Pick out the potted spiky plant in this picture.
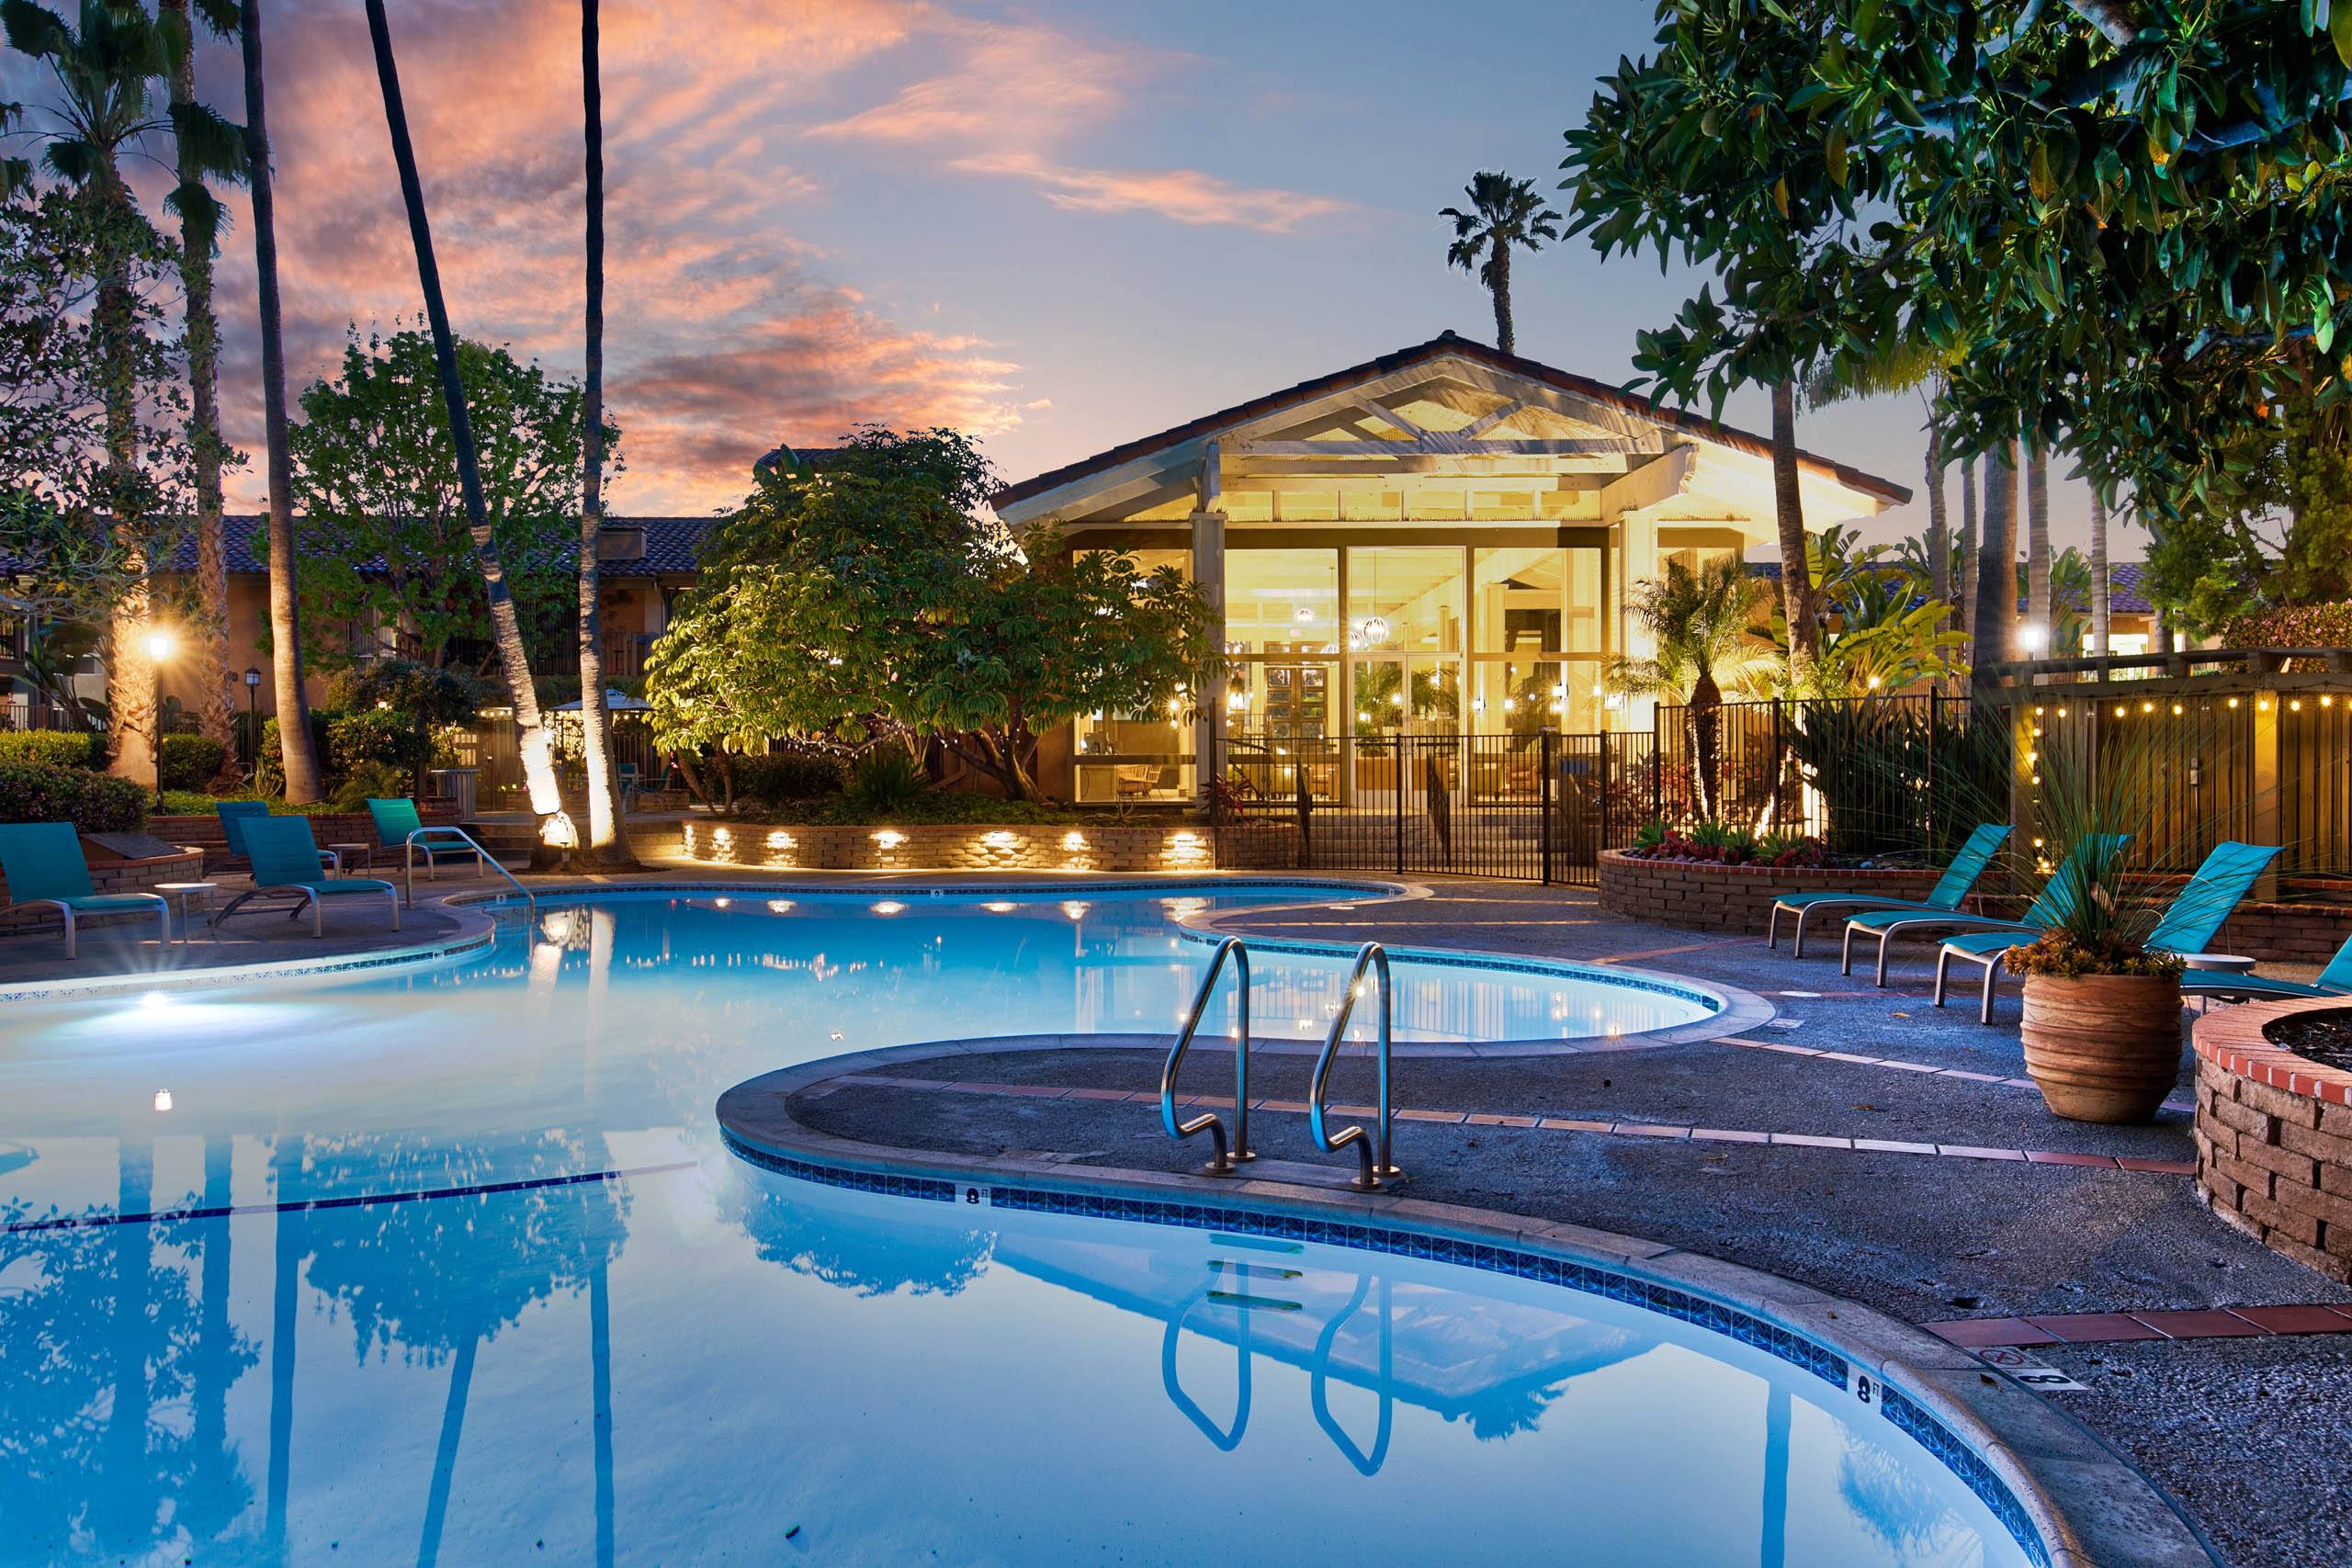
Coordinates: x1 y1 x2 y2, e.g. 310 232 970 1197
2007 724 2185 1123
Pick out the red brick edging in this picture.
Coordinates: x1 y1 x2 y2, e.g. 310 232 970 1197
1928 1303 2352 1348
1596 849 1941 936
2190 997 2352 1283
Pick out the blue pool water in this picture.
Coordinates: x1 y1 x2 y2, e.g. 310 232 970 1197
0 886 2031 1564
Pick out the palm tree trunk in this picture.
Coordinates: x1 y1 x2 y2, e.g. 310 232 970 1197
1956 455 1979 676
2025 439 2051 648
1925 421 1950 612
240 0 322 802
90 174 154 789
575 0 634 867
1490 243 1512 355
2088 488 2110 657
1971 440 2020 687
164 0 236 761
1768 381 1818 680
367 0 560 818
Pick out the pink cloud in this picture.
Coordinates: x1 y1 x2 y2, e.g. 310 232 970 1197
953 151 1352 233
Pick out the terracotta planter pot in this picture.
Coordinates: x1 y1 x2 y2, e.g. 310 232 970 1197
2018 972 2184 1123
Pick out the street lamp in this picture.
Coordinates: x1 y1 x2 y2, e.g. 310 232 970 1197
143 627 175 811
243 667 262 768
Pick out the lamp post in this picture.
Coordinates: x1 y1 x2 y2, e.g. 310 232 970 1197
143 627 175 812
243 667 262 768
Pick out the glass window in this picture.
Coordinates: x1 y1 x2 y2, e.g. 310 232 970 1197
1226 548 1338 658
1347 547 1463 655
1473 547 1605 656
1349 658 1460 739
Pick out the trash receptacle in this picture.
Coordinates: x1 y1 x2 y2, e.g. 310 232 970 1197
427 767 479 823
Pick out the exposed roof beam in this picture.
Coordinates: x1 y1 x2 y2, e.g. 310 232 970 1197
1352 397 1430 439
1231 437 1651 457
1453 399 1527 440
1223 453 1637 478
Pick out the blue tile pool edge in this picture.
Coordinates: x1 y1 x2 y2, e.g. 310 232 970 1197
720 1122 2064 1567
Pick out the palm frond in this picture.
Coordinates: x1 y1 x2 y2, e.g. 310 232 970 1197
168 99 248 184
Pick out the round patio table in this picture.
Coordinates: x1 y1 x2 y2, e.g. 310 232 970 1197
2180 953 2258 974
153 881 220 944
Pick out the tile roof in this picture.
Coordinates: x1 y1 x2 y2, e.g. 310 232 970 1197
991 331 1914 512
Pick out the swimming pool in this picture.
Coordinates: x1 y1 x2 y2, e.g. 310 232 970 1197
0 884 2043 1564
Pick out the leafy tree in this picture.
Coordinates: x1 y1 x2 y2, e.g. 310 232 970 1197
646 429 1221 802
1562 3 2352 536
280 327 612 671
1439 171 1560 355
323 658 481 794
2138 402 2352 637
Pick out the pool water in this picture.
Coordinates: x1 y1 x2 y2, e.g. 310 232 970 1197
0 886 2027 1565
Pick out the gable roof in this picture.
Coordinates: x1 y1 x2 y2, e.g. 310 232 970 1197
992 331 1912 513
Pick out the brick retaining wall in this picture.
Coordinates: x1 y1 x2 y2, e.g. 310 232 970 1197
680 818 1297 873
150 807 458 867
0 847 206 934
1597 849 1942 936
2192 998 2352 1283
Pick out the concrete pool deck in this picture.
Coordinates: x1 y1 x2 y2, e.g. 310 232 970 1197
6 863 2345 1563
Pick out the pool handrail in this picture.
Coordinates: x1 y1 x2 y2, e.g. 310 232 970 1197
1160 935 1254 1175
401 825 537 922
1307 942 1397 1191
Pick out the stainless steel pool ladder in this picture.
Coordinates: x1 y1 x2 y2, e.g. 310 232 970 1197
1307 942 1399 1190
401 826 537 924
1160 935 1254 1175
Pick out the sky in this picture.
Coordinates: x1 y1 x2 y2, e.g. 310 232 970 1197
7 0 2109 557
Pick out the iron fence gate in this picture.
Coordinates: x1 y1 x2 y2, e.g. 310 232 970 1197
1211 729 1652 886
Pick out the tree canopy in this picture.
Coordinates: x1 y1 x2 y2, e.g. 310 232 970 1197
646 428 1221 801
1562 3 2352 526
277 326 616 671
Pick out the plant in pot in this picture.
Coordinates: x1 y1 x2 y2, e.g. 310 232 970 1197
2006 727 2186 1124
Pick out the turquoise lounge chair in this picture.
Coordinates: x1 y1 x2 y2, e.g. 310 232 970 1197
1934 840 2280 1024
218 816 398 937
2180 929 2352 1005
1841 833 2134 986
366 797 482 883
217 801 338 872
0 822 170 957
1767 823 2010 957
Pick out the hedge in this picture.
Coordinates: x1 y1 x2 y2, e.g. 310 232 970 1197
0 729 105 769
0 759 146 832
159 734 230 792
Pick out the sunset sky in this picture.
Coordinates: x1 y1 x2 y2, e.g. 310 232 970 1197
13 0 2103 551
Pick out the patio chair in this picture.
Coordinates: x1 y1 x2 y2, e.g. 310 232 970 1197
1841 832 2134 986
1932 840 2279 1024
217 816 399 938
367 797 484 883
1767 822 2010 957
2179 930 2352 1006
0 822 170 957
217 800 339 872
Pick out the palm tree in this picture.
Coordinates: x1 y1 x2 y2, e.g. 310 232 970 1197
1440 171 1559 355
1605 555 1770 819
365 0 560 820
1971 440 2020 683
3 0 176 787
1956 454 1978 673
159 0 246 765
2024 439 2052 651
574 0 634 867
237 0 322 800
1768 380 1819 676
2088 486 2110 657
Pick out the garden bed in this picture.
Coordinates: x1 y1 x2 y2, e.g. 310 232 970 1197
679 818 1296 873
2192 998 2352 1283
1596 848 1941 935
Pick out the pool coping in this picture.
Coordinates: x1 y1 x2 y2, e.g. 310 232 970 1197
0 905 500 1004
718 1039 2220 1568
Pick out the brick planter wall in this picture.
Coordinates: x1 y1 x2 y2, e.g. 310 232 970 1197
679 818 1297 873
2191 997 2352 1283
1597 849 1942 935
0 847 206 934
149 807 458 867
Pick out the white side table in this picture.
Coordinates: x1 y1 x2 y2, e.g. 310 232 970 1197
153 881 220 944
2181 953 2258 974
327 841 372 874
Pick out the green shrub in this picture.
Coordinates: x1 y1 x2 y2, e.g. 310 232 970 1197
733 750 844 804
255 707 429 796
328 760 413 813
0 759 145 831
158 790 342 817
0 729 104 769
158 733 230 791
842 749 928 815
